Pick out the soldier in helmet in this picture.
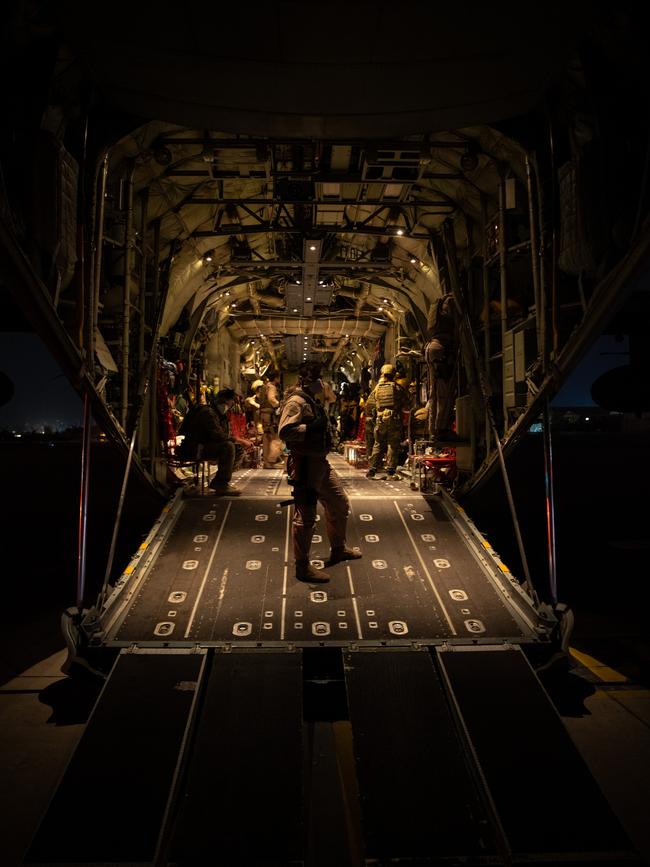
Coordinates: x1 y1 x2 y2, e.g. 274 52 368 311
278 361 362 583
365 364 409 480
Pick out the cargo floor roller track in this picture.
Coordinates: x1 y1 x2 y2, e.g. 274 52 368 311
98 456 549 649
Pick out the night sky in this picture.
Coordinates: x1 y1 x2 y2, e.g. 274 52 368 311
0 330 631 432
0 333 82 431
551 334 630 408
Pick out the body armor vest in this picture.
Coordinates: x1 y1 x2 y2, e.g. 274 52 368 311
375 380 396 410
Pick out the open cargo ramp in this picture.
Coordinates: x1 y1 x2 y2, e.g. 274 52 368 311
26 644 641 865
27 461 642 864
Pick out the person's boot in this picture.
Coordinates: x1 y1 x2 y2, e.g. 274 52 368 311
325 546 362 567
209 483 241 496
296 560 329 583
375 470 388 481
365 468 376 478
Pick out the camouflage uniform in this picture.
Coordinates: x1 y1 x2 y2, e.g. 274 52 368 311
368 378 409 474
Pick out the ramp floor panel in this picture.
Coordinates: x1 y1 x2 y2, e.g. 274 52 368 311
438 647 635 862
169 651 303 866
103 460 539 646
231 466 288 498
344 649 495 862
26 651 204 864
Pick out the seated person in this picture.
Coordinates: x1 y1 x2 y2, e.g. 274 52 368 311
215 389 255 469
177 388 250 496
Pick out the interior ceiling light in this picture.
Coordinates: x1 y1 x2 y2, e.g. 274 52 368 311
306 296 312 301
309 244 317 251
396 228 404 236
293 308 298 312
410 256 417 263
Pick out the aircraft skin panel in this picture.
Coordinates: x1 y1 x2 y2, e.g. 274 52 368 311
102 461 542 647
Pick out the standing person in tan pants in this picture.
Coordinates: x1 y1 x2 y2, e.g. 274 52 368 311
278 361 362 583
366 364 409 480
260 369 284 468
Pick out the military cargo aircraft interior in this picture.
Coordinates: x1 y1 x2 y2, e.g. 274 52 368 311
2 2 650 865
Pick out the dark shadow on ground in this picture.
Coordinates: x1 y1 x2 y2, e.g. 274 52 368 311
38 673 104 726
537 660 598 717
